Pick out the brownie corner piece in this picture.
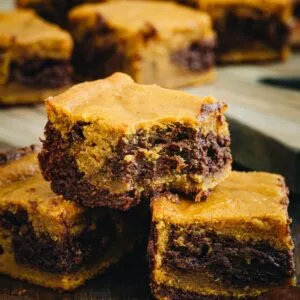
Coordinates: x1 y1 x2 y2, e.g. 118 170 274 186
149 171 296 299
39 72 231 210
68 1 216 88
0 146 142 290
0 9 73 105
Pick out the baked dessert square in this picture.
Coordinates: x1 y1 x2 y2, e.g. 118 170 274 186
0 10 73 105
291 0 300 47
181 0 292 63
149 171 296 299
0 145 143 291
38 72 232 210
16 0 100 27
68 1 216 88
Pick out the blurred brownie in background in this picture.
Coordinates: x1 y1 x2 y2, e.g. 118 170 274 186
68 1 216 88
0 10 73 105
16 0 102 27
0 145 144 290
179 0 292 63
291 0 300 48
149 171 296 299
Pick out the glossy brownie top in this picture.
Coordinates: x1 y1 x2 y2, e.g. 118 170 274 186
0 146 85 239
151 171 291 249
46 72 227 130
69 1 213 36
0 10 73 59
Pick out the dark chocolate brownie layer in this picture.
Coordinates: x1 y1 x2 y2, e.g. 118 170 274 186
0 209 116 273
171 39 215 72
39 118 231 209
10 59 72 88
0 145 39 165
215 7 290 56
152 282 244 300
164 225 295 287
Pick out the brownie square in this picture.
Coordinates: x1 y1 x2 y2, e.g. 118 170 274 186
181 0 292 63
68 1 216 88
17 0 100 26
0 10 73 105
0 146 143 290
149 171 296 299
38 72 232 210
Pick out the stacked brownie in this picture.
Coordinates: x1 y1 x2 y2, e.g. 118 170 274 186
0 73 296 296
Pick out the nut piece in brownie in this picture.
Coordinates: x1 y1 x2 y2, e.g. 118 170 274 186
149 171 296 299
0 10 73 105
39 72 232 210
0 146 142 290
68 1 216 88
180 0 292 63
17 0 100 27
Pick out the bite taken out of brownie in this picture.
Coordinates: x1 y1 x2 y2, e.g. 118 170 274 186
0 145 144 291
149 171 296 299
68 1 216 88
38 72 232 210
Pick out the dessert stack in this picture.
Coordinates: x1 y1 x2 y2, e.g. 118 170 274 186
0 72 296 298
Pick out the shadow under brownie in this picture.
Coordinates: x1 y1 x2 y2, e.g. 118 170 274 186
0 145 143 290
149 171 296 299
39 72 232 210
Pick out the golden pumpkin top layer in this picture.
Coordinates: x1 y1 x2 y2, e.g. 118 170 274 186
0 147 84 239
46 72 227 131
69 1 213 37
0 10 73 59
152 171 289 225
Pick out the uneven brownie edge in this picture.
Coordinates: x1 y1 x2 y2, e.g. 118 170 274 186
0 145 39 166
0 208 118 274
148 225 246 300
163 225 295 288
39 119 231 210
214 7 290 57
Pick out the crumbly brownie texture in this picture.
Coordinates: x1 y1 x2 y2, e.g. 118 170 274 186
0 146 142 290
39 73 231 210
0 10 73 104
179 0 291 63
17 0 101 26
149 171 296 299
69 1 216 88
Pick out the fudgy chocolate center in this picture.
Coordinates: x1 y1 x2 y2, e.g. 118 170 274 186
10 59 72 88
215 8 290 55
0 209 116 273
171 39 216 72
39 120 231 209
164 225 295 287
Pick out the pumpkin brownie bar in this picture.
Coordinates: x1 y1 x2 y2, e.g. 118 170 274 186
179 0 292 63
0 10 73 105
0 146 143 290
38 72 231 210
17 0 100 27
68 1 216 88
149 171 296 299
